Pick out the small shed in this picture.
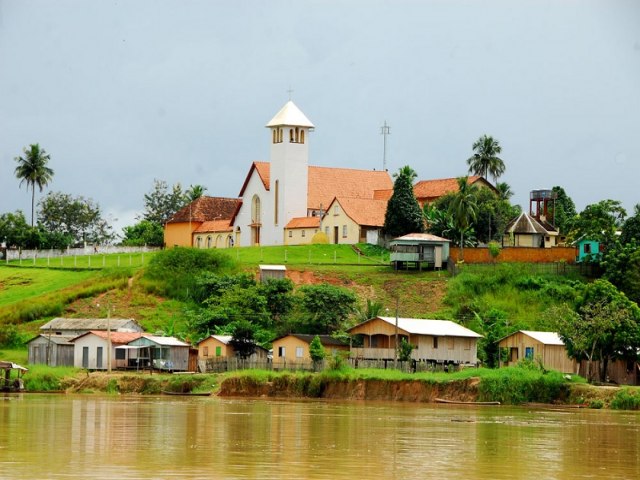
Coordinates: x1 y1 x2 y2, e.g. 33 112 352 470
574 238 602 263
259 265 286 282
498 330 576 374
390 233 450 270
124 335 192 372
348 317 481 365
27 335 75 367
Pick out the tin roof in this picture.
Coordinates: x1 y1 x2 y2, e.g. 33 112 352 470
519 330 565 346
391 233 451 243
352 317 482 338
40 318 142 332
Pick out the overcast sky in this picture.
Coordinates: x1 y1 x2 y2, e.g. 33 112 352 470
1 0 639 235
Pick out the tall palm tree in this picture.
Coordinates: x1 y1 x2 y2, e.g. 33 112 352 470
14 144 54 226
467 135 505 183
448 177 479 260
496 181 513 201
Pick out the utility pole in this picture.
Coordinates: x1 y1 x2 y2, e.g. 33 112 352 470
380 121 391 171
394 296 399 368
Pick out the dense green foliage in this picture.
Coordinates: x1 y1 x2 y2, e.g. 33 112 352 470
610 388 640 410
620 205 640 245
309 335 326 362
383 166 423 237
121 220 164 246
297 283 357 333
550 186 577 235
142 179 189 225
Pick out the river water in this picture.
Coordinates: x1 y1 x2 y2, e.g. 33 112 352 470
1 394 639 479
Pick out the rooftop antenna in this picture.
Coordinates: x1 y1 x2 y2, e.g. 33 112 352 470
380 120 391 171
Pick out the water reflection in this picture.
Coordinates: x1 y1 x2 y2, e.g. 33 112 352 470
0 395 639 479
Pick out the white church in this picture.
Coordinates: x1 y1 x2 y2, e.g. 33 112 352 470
164 100 394 248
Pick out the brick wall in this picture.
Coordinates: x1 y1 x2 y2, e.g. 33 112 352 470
449 246 577 264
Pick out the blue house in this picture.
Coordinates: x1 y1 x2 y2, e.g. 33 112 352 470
574 238 601 263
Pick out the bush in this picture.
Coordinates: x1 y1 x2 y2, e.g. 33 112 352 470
610 388 640 410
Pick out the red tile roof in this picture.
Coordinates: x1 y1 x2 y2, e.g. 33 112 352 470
239 161 270 196
84 331 143 345
194 219 234 233
166 196 241 224
308 166 392 210
284 217 321 229
413 176 493 201
330 197 388 227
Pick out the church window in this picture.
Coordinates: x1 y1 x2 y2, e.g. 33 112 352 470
302 230 306 237
252 195 261 224
288 230 292 238
300 130 305 144
279 128 283 143
289 129 294 143
272 130 277 144
274 180 279 225
295 127 299 143
342 225 347 238
196 237 202 248
207 236 212 248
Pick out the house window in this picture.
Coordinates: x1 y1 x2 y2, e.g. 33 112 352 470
301 230 306 237
97 346 103 369
342 225 347 238
203 346 209 357
464 339 471 351
278 346 286 357
115 348 125 360
296 347 304 358
216 346 222 357
584 243 591 254
325 226 329 235
334 205 339 215
525 347 534 359
447 338 454 350
433 337 438 349
288 230 293 238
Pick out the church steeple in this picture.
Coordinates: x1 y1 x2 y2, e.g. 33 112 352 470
266 100 313 231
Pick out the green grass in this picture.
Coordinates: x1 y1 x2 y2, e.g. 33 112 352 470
231 244 387 266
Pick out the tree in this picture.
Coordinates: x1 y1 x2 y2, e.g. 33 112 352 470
309 335 326 365
228 319 258 360
14 143 54 226
383 166 424 238
466 135 505 182
0 211 31 248
620 204 640 245
258 278 295 333
185 184 207 202
495 182 513 201
142 179 188 225
550 186 577 235
571 199 626 246
554 280 640 383
38 192 114 246
121 220 164 246
448 177 479 259
297 283 357 334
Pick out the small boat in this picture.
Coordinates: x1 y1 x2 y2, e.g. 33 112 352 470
435 398 501 406
0 361 27 393
162 390 212 397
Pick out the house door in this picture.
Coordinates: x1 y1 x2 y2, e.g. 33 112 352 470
334 226 339 244
82 347 89 368
97 347 103 369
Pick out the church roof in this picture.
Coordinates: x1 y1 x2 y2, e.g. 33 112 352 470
239 161 270 196
285 217 321 229
307 166 393 210
505 212 558 235
194 219 234 233
265 100 315 128
328 197 388 227
166 196 241 224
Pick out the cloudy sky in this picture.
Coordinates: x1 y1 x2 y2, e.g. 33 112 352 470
1 0 639 235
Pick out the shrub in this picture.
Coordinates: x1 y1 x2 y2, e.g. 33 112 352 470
610 388 640 410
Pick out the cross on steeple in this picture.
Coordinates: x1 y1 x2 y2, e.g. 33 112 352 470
287 86 294 100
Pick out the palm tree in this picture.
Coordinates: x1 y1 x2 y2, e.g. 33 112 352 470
185 184 207 202
467 135 505 183
496 182 513 201
448 177 479 260
14 144 54 226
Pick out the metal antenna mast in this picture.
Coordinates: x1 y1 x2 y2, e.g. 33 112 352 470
380 121 390 171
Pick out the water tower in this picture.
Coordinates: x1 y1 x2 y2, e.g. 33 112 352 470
529 189 557 226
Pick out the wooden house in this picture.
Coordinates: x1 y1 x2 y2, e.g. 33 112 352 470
27 335 75 367
272 334 349 366
197 334 269 361
124 335 192 372
70 331 143 370
348 316 482 366
498 330 577 373
390 233 450 270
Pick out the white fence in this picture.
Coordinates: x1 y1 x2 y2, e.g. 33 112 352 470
2 245 160 262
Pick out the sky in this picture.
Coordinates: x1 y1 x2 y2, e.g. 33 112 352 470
1 0 639 236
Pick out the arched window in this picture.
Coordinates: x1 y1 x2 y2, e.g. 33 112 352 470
295 127 299 143
274 180 279 225
272 130 277 144
226 235 233 248
207 236 212 248
252 195 261 224
215 235 222 248
278 128 283 143
289 129 294 143
300 130 305 144
196 236 202 248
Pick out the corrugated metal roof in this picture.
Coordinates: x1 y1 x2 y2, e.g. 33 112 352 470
40 318 142 332
373 317 482 338
140 335 190 347
259 265 287 271
265 100 315 128
391 233 450 243
520 330 565 346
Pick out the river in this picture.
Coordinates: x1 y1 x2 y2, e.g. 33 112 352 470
1 394 639 479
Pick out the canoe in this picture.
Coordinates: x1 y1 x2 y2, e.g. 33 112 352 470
162 391 212 397
435 398 501 406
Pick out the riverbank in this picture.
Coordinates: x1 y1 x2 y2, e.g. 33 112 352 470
32 367 636 409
